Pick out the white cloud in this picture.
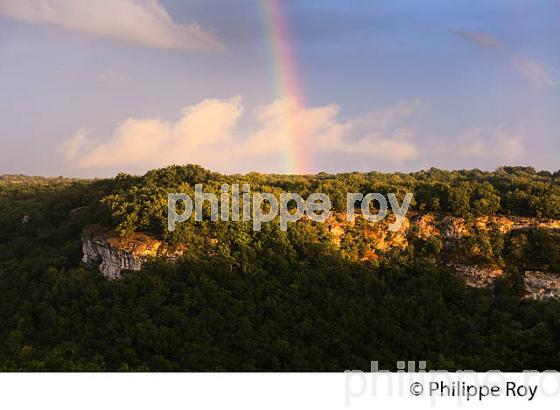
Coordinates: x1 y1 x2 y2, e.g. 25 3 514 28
61 97 422 174
244 97 420 163
0 0 223 51
243 97 348 157
59 128 90 161
97 69 130 83
66 97 243 170
60 97 534 174
456 127 524 162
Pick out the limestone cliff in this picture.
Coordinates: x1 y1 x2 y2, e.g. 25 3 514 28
450 264 506 288
324 213 409 256
81 212 560 300
523 272 560 300
322 213 560 300
81 226 184 279
444 264 560 300
324 212 560 261
411 214 560 240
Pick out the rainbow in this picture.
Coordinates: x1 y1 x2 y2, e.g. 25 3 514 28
258 0 311 175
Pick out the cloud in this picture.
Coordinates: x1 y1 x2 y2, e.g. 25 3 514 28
97 69 130 83
64 97 243 170
60 97 533 174
456 127 524 162
349 99 424 132
451 29 558 88
243 97 348 157
450 30 503 49
244 97 421 163
512 56 558 88
61 97 422 174
59 128 89 161
317 100 421 162
0 0 224 51
415 126 527 172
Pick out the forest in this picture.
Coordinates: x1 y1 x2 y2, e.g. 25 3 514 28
1 165 560 371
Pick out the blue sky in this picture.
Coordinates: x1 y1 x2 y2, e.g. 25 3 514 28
0 0 558 176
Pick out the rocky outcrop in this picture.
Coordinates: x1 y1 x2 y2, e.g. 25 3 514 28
448 264 560 301
523 272 560 301
438 217 468 239
405 214 560 243
81 226 184 279
324 213 409 257
428 214 560 239
81 212 560 287
450 264 505 288
324 212 560 261
325 214 347 247
412 214 440 239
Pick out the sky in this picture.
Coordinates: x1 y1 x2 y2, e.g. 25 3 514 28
0 0 559 177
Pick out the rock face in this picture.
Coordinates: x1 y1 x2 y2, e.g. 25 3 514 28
324 212 560 261
450 264 506 288
82 237 142 279
81 212 560 290
438 216 468 239
324 213 409 258
448 265 560 301
81 226 183 279
413 214 560 241
412 214 440 239
524 272 560 301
